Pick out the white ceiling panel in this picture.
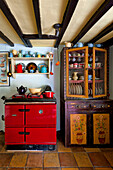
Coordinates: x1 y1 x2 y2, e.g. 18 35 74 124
0 9 23 44
96 31 113 43
6 0 37 34
30 39 56 47
39 0 68 35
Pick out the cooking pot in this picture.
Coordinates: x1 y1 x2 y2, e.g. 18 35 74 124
43 91 55 98
17 85 27 95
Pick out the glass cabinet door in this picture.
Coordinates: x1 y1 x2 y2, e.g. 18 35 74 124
66 47 88 98
92 47 107 98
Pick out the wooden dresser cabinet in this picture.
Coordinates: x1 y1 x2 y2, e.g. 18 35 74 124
60 47 113 147
61 99 113 147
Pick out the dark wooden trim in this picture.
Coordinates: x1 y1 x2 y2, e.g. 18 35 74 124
0 31 14 47
32 0 42 38
0 0 32 47
23 34 57 39
87 23 113 44
54 0 79 48
102 37 113 47
72 0 113 46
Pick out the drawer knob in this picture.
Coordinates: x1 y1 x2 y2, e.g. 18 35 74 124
39 109 43 114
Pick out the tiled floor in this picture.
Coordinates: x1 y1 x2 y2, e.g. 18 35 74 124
0 132 113 170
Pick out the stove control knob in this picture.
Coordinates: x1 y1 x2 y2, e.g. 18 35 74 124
39 109 43 114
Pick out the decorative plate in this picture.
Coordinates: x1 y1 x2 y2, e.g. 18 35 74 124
26 62 37 73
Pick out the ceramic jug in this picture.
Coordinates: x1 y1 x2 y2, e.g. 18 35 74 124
41 66 47 73
72 72 78 80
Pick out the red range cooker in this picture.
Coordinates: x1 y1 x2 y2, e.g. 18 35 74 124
4 93 57 150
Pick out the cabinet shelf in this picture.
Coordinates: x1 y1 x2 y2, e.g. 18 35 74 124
69 67 84 69
69 80 84 83
88 80 103 83
8 57 53 79
8 57 53 60
69 56 84 58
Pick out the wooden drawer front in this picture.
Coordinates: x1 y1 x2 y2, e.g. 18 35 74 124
5 128 24 144
26 128 56 144
5 105 24 127
68 103 89 109
93 113 110 144
91 103 112 109
26 105 56 127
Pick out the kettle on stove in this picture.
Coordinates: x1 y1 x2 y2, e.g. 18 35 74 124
17 85 27 95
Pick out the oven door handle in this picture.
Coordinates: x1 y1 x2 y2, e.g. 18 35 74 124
19 132 30 135
18 109 30 112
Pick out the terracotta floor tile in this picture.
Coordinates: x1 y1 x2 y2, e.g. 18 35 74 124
84 148 101 152
100 148 113 152
95 168 113 170
88 152 110 167
44 168 60 170
0 145 7 153
61 168 79 170
44 153 60 167
74 152 93 167
57 141 71 152
79 168 94 170
0 153 13 167
59 153 77 167
103 152 113 166
26 153 43 167
0 168 7 170
9 153 27 167
71 146 85 152
25 168 42 170
8 168 25 170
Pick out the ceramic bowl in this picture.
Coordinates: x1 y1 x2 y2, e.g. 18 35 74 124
29 88 41 94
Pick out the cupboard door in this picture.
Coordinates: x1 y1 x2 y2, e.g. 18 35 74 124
93 113 110 144
70 114 87 144
26 104 56 127
26 128 56 144
66 47 88 98
5 128 24 144
5 105 25 127
92 47 107 98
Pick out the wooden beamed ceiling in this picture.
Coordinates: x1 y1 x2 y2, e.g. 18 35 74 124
71 0 113 47
0 31 14 46
0 0 32 47
0 0 113 47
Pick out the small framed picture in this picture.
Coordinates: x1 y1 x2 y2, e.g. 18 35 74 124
0 52 10 87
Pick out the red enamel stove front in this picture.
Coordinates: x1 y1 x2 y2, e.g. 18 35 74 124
5 103 56 145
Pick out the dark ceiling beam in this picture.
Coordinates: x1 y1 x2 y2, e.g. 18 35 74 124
72 0 113 46
0 0 32 47
23 34 57 39
54 0 79 48
32 0 42 38
102 37 113 47
0 31 14 46
87 22 113 44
